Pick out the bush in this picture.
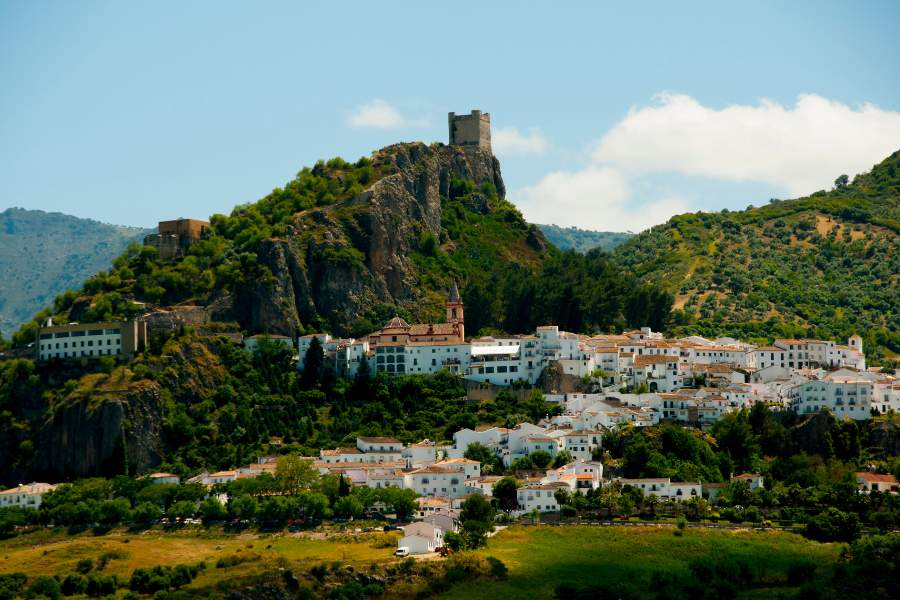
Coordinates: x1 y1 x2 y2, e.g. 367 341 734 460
25 576 61 600
215 553 260 569
75 559 94 574
60 574 86 597
805 508 861 543
486 556 508 579
0 573 27 600
84 573 117 597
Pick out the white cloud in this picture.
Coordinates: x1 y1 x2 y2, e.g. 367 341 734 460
516 166 690 232
593 93 900 195
493 126 549 156
347 99 416 130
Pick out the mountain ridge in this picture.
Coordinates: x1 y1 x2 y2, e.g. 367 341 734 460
0 207 150 337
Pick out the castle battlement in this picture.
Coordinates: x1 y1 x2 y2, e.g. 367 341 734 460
449 110 491 152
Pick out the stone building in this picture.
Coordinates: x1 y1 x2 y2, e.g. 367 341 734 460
144 217 210 259
448 110 491 152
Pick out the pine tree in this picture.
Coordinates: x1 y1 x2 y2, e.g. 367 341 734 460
299 337 324 389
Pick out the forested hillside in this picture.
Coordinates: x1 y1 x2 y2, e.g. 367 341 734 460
614 150 900 362
537 224 632 253
0 209 149 338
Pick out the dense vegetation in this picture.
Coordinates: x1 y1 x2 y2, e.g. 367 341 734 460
614 150 900 363
537 224 633 253
591 405 900 534
0 208 148 338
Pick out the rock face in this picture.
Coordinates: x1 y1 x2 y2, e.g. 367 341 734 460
32 380 164 479
233 143 507 335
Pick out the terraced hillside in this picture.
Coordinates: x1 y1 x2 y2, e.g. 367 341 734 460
614 150 900 362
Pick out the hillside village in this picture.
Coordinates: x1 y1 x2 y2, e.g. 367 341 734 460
5 110 898 564
20 282 900 555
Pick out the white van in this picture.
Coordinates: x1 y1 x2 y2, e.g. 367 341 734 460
394 547 410 557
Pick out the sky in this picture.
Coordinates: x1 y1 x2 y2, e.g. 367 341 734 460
2 1 899 232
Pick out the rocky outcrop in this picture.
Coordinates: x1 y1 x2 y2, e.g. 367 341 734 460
232 143 509 335
32 379 164 479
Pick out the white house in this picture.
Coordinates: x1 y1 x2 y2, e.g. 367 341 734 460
855 472 898 494
0 482 57 509
356 437 404 463
398 521 444 555
731 473 764 491
515 483 566 515
788 374 875 419
402 440 446 469
203 470 238 485
617 478 701 502
405 465 469 498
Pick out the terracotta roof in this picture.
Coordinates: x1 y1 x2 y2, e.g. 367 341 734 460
0 483 56 495
321 447 363 455
634 355 677 367
856 472 898 484
383 316 410 329
357 436 402 444
409 323 457 336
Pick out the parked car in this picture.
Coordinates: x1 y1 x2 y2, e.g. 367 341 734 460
394 547 410 557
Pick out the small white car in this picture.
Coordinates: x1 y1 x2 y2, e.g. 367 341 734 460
394 547 410 557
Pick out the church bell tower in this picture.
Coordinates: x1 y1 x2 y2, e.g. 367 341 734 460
446 282 465 341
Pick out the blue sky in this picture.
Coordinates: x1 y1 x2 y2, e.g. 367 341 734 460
2 1 899 231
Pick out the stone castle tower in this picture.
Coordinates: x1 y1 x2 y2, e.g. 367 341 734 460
446 282 465 341
448 110 491 152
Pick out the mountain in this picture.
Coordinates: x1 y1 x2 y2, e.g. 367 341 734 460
537 224 633 253
1 142 672 483
614 150 900 360
12 143 669 345
0 208 150 338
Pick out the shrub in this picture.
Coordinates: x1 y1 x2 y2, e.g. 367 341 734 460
75 559 94 574
84 573 117 597
486 556 507 579
60 574 86 596
215 553 260 569
0 574 27 600
25 576 61 600
805 508 861 543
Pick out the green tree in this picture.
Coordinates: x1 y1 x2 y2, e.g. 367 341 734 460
492 477 521 516
198 497 227 524
25 576 60 600
276 455 319 494
228 495 258 520
333 496 363 520
464 442 500 474
529 450 553 469
299 337 324 389
167 500 196 521
131 502 162 524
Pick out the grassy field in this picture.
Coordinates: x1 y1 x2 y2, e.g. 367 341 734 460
0 527 397 588
440 525 843 599
1 525 845 599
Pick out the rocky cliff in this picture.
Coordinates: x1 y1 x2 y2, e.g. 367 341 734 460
33 378 164 479
225 143 518 336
